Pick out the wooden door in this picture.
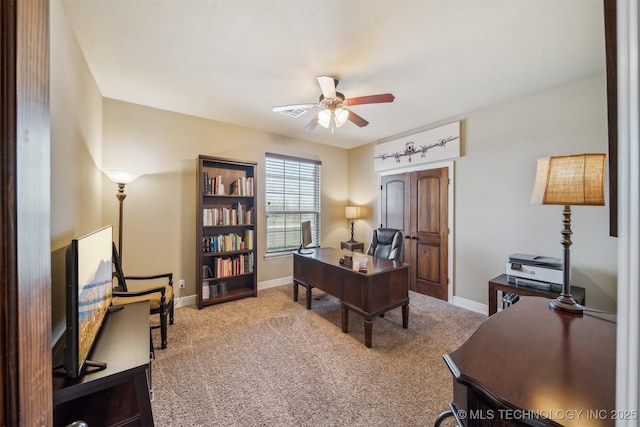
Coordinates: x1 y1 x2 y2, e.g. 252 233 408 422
409 168 448 299
380 168 449 300
380 174 410 262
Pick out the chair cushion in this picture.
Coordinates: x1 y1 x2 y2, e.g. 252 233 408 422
112 284 173 310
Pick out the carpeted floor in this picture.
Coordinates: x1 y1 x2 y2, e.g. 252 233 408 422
150 284 486 426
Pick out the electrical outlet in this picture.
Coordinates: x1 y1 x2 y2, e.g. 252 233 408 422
179 279 186 289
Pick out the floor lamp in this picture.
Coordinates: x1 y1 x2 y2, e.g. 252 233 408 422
103 168 143 263
345 206 361 243
530 153 606 314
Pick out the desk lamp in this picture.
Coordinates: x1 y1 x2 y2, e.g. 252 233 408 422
345 206 361 243
530 153 606 314
103 168 143 263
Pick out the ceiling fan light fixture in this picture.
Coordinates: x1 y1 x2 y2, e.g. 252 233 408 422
317 109 331 128
334 108 349 127
272 75 395 132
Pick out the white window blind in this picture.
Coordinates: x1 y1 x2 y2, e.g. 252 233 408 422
265 153 321 253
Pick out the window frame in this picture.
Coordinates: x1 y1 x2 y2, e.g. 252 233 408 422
265 153 321 254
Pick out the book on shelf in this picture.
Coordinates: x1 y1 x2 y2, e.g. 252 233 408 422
203 172 224 195
245 230 254 250
212 253 254 277
202 232 246 253
202 282 210 299
202 204 253 226
230 176 254 196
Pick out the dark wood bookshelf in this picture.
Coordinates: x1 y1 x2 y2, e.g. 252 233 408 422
196 155 257 309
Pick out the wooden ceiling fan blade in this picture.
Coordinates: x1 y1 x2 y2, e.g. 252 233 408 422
304 114 319 131
272 103 318 112
317 75 337 99
344 93 395 106
348 110 369 127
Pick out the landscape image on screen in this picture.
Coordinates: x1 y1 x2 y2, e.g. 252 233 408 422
76 231 113 370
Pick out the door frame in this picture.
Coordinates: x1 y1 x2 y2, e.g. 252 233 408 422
378 160 455 303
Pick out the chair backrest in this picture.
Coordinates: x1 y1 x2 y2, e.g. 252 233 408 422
112 242 128 292
366 228 403 261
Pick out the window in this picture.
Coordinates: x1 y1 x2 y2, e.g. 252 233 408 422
265 153 321 253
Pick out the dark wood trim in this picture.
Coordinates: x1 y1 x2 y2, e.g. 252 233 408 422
1 0 19 425
1 0 52 425
604 0 618 237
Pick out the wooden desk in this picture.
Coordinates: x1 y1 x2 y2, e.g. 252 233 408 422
438 297 616 427
53 301 154 427
293 247 409 348
488 274 586 316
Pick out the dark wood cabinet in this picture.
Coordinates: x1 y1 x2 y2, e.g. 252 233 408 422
196 155 257 309
488 274 585 316
53 302 153 427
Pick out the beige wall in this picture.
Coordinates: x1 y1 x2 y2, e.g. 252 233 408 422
50 0 105 343
456 74 616 312
349 74 617 312
101 100 350 297
348 143 378 246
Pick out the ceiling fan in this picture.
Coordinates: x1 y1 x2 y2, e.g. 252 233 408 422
272 76 395 133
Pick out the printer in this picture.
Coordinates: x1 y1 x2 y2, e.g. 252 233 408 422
506 253 566 292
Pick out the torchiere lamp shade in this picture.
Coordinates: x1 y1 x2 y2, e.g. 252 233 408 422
103 168 143 185
530 153 606 206
102 168 143 263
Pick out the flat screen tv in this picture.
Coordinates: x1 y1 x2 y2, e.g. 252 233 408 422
298 220 313 254
63 225 114 378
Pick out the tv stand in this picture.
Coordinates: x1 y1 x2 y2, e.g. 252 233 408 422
53 301 153 426
52 359 107 378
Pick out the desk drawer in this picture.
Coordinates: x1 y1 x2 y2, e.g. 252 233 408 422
294 256 341 297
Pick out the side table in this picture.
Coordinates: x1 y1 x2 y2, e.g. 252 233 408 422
340 241 364 252
488 273 585 316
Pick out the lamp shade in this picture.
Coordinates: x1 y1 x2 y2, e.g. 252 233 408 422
334 108 349 127
317 109 331 128
530 153 606 206
103 168 143 185
345 206 361 219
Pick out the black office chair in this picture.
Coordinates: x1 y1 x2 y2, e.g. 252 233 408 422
366 228 403 261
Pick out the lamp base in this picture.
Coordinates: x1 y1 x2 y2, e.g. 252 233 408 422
549 296 584 314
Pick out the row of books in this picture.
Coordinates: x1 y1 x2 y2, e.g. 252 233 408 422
210 253 255 278
203 173 224 195
203 173 254 196
203 204 253 226
229 176 254 196
202 231 254 253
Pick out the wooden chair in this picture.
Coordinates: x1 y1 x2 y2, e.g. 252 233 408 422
111 242 174 350
366 228 403 261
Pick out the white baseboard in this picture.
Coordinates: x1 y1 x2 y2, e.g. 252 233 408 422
175 294 196 308
452 296 488 316
258 276 292 290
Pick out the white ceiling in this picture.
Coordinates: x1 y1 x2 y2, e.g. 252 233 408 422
62 0 605 150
